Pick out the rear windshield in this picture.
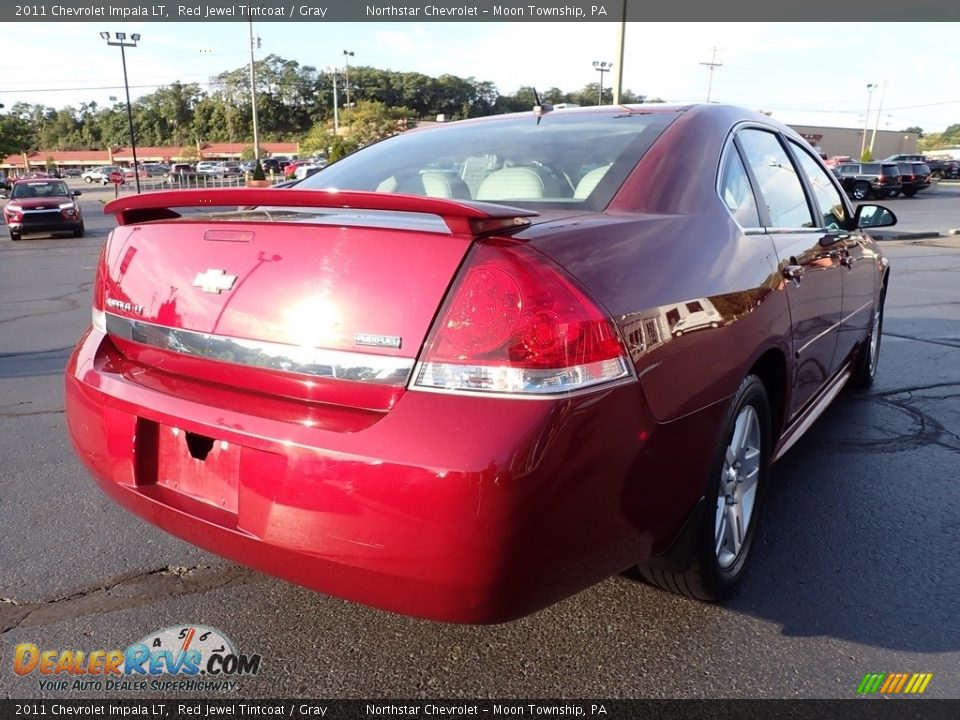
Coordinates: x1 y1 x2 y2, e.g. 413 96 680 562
296 110 681 211
880 164 901 176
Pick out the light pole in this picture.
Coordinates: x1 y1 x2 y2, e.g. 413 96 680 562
593 61 612 105
248 21 261 162
342 50 354 108
100 31 141 193
860 83 876 160
869 79 887 156
326 67 340 133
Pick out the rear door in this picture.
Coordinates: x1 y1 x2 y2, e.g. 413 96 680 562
736 127 843 417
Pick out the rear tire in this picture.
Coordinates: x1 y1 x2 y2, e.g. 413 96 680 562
902 189 918 198
640 374 770 601
10 230 21 241
851 284 886 388
73 224 85 238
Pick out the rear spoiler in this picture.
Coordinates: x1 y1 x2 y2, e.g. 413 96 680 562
103 188 539 237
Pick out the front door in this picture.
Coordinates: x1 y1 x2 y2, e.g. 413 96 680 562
737 128 843 418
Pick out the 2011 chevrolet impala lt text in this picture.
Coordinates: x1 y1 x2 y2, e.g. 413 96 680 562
65 104 893 623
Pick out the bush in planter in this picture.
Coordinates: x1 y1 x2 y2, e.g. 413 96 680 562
252 160 266 181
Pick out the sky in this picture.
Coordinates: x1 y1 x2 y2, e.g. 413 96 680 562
2 21 959 134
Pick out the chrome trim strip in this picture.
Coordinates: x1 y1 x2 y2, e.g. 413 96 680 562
104 312 414 385
774 367 851 462
841 300 873 325
795 319 842 358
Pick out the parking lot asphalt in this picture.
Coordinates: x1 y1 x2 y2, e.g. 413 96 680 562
0 188 958 699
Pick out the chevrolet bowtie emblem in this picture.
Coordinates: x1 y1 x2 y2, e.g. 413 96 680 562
193 269 237 294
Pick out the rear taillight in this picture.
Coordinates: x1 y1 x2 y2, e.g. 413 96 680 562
413 242 632 396
91 239 108 332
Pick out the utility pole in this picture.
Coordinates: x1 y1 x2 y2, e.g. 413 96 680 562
613 1 626 104
700 47 722 103
248 20 261 161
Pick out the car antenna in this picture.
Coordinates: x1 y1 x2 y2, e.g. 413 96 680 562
533 88 553 121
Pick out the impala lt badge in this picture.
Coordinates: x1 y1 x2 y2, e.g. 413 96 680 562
355 333 402 349
106 297 144 315
193 269 237 294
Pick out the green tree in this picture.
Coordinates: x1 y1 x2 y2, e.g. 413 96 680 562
240 145 266 160
340 100 411 146
179 145 200 163
0 112 34 157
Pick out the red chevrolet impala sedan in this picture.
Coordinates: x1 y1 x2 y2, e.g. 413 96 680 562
65 104 894 623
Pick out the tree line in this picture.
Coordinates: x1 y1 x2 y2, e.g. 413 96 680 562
0 54 658 157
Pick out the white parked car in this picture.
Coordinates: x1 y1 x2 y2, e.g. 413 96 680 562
293 162 326 180
195 161 222 176
81 166 120 185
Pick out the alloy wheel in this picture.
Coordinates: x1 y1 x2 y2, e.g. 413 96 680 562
715 405 761 569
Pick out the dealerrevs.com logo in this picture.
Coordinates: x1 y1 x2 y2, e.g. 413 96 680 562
13 625 261 692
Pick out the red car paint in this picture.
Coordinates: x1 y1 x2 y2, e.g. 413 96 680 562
65 104 890 622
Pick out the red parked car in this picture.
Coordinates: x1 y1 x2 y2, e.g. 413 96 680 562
65 104 894 623
3 178 84 241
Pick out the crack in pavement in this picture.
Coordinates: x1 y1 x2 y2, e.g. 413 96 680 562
0 565 256 634
0 409 65 418
0 283 91 325
822 383 960 456
883 333 960 349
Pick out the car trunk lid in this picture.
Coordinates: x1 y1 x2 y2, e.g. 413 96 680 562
99 189 537 411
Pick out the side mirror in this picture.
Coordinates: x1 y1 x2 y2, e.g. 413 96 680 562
72 190 82 196
854 204 897 229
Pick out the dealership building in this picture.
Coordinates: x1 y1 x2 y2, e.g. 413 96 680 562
789 125 920 159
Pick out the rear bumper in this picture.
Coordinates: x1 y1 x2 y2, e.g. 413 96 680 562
65 329 716 622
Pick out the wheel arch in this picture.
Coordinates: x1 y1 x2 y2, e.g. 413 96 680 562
747 347 789 442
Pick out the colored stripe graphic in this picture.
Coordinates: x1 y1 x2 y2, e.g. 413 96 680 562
904 673 933 694
858 672 933 694
892 673 909 693
857 673 885 694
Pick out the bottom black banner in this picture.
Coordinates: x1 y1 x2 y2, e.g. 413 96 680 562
2 699 958 720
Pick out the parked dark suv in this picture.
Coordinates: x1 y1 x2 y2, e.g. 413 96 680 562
896 162 932 197
882 154 949 179
833 162 902 200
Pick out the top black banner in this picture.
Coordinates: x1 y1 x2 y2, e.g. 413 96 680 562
5 0 960 22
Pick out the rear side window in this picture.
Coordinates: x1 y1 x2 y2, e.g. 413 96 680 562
719 147 761 227
737 128 814 229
